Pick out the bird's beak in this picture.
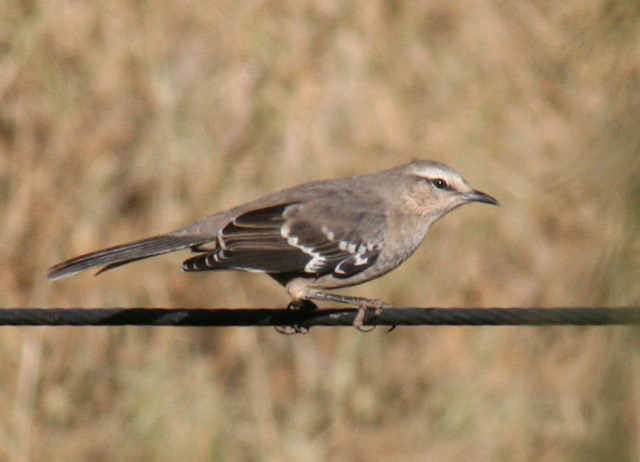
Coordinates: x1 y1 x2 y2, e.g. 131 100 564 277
467 190 500 206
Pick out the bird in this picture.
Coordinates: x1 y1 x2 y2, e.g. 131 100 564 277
48 160 499 328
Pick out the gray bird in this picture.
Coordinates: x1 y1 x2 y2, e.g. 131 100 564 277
48 160 499 325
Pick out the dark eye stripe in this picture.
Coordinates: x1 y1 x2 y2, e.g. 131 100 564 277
410 174 452 190
433 178 448 189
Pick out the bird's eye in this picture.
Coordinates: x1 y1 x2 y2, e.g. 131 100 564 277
433 178 448 189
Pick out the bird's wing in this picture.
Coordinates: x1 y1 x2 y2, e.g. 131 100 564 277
182 198 386 278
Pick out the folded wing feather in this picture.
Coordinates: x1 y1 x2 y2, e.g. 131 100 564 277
181 202 384 278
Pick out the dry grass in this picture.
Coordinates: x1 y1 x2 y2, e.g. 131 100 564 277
1 0 640 460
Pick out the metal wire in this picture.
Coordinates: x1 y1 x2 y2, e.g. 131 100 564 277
0 307 638 329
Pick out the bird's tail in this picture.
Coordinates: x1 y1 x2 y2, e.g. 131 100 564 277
47 233 205 280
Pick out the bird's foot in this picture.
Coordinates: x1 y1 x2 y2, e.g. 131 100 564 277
303 290 391 331
286 289 392 331
274 299 318 335
353 298 392 331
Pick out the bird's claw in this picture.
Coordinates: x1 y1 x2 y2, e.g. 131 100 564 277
275 324 309 335
353 299 391 332
274 299 317 335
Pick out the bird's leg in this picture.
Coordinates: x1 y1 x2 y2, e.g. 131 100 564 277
274 299 318 335
306 291 392 329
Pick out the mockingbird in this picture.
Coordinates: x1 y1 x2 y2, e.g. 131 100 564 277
48 160 499 326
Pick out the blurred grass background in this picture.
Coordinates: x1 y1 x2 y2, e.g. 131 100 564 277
1 0 640 460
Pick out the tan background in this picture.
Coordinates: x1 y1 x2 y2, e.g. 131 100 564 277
1 1 639 460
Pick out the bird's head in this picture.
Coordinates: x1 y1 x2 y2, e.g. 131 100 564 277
401 160 499 220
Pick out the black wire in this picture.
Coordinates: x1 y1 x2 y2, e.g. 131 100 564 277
0 307 638 328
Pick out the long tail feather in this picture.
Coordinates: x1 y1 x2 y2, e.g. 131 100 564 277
47 234 205 280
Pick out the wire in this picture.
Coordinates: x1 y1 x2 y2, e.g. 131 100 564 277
0 307 638 328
